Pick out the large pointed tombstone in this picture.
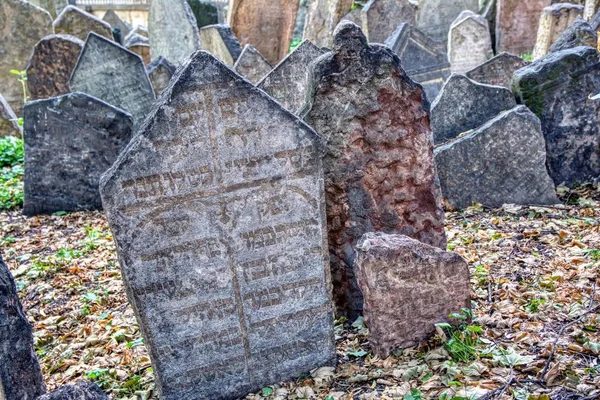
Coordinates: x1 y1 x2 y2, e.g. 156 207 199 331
416 0 479 44
448 11 493 74
70 33 156 131
100 50 336 400
361 0 417 44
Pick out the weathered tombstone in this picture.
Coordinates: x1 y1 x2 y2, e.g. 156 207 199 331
28 0 57 18
126 25 148 40
71 33 156 130
258 40 325 113
53 5 113 42
496 0 552 55
99 50 336 400
199 24 242 66
0 94 21 137
125 33 151 65
384 23 450 102
549 16 597 52
37 381 109 400
532 3 585 59
0 0 53 115
361 0 417 43
585 0 600 20
431 74 516 144
513 46 600 187
23 92 134 215
146 56 177 98
304 0 354 47
416 0 479 44
465 52 528 88
149 0 200 64
340 7 363 28
448 11 493 74
435 106 560 209
187 0 219 28
26 34 85 101
301 21 447 318
234 45 272 84
355 233 470 358
54 0 68 15
103 9 132 44
0 256 46 400
294 0 310 40
591 8 600 31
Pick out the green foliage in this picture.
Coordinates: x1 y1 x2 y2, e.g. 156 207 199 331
0 136 24 167
435 309 482 363
0 136 24 209
10 69 28 105
350 1 366 11
261 387 274 397
403 389 422 400
289 38 302 52
525 298 545 313
520 52 533 63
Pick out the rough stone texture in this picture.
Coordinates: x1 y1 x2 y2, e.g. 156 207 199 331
70 32 156 131
496 0 552 55
99 50 335 400
53 5 113 42
584 0 600 20
103 9 132 44
355 233 470 358
28 0 57 18
549 16 597 52
340 7 362 29
0 255 46 400
435 106 560 209
149 0 200 64
431 74 517 144
294 0 310 40
301 21 447 318
590 8 600 30
228 0 299 65
199 24 242 66
234 45 272 84
513 46 600 187
54 0 68 15
126 25 148 41
533 3 585 59
125 33 151 65
465 52 528 88
0 0 53 115
26 34 84 101
258 40 325 113
416 0 479 44
146 56 177 98
0 93 21 137
361 0 417 44
187 0 219 28
482 0 497 52
303 0 354 48
448 11 493 74
37 381 109 400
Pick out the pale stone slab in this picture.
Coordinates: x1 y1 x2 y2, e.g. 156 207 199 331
416 0 479 44
361 0 416 44
234 45 272 84
146 56 177 98
53 5 113 42
496 0 552 55
448 11 493 74
465 52 528 88
549 17 597 53
199 24 242 66
532 3 585 59
149 0 200 64
584 0 600 20
0 93 21 137
303 0 354 47
125 33 151 65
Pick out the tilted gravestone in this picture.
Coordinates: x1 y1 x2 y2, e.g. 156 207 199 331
0 94 21 137
496 0 552 55
435 106 560 209
465 52 528 88
304 0 354 47
0 0 53 115
28 0 57 18
448 11 493 74
149 0 200 64
187 0 219 29
234 45 272 84
37 382 109 400
70 32 156 130
199 24 243 66
549 17 597 53
125 33 151 65
384 23 450 103
258 40 324 113
53 5 114 42
301 21 447 318
416 0 479 44
584 0 600 20
100 50 336 400
103 9 132 44
23 92 134 215
532 3 584 59
513 46 600 187
146 56 177 97
361 0 417 44
26 34 85 101
341 7 362 29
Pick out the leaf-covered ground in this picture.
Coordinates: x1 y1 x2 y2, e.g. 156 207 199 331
1 187 599 400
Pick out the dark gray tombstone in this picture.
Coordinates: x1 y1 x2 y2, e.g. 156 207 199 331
234 45 272 84
37 382 109 400
465 52 528 88
146 56 177 97
149 0 200 64
187 0 219 28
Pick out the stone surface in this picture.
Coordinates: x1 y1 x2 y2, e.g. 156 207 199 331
416 0 479 44
187 0 219 28
361 0 417 44
355 233 470 358
28 0 57 18
126 25 148 41
0 93 21 137
258 40 325 113
23 92 134 216
384 23 451 102
301 21 447 318
496 0 552 55
513 46 600 187
340 7 362 28
448 11 493 74
303 0 354 47
481 0 497 51
199 24 242 66
0 0 53 114
431 74 517 144
26 34 84 101
70 32 156 130
465 52 528 88
146 56 177 97
234 45 272 84
294 0 310 40
0 255 46 400
584 0 600 20
103 9 132 44
125 33 151 64
549 16 597 52
37 381 109 400
228 0 299 64
53 5 113 42
533 3 584 59
590 8 600 30
99 50 335 400
149 0 200 64
435 106 560 209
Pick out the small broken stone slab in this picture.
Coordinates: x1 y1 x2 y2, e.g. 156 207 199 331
199 24 243 66
187 0 219 29
549 16 597 53
416 0 479 44
37 381 109 400
465 52 528 89
361 0 417 44
355 232 471 359
0 93 21 137
448 10 493 74
149 0 200 64
146 56 177 98
234 44 272 84
53 5 114 42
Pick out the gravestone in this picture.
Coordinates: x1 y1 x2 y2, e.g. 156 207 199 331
584 0 600 20
301 21 447 318
304 0 354 47
149 0 200 64
146 56 177 97
448 11 493 74
125 33 151 64
199 24 242 66
99 50 335 400
532 3 584 59
228 0 299 64
71 32 156 130
37 382 109 400
126 25 148 40
53 5 113 42
0 256 46 400
258 40 325 113
0 94 21 137
294 0 310 40
0 0 53 114
431 74 516 144
23 92 134 215
361 0 417 44
435 106 560 209
234 45 272 84
355 233 470 358
465 52 528 88
549 17 597 52
416 0 479 44
26 34 85 101
28 0 57 18
513 46 600 187
103 9 132 44
187 0 219 28
496 0 552 55
384 23 451 102
341 7 362 28
54 0 68 15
